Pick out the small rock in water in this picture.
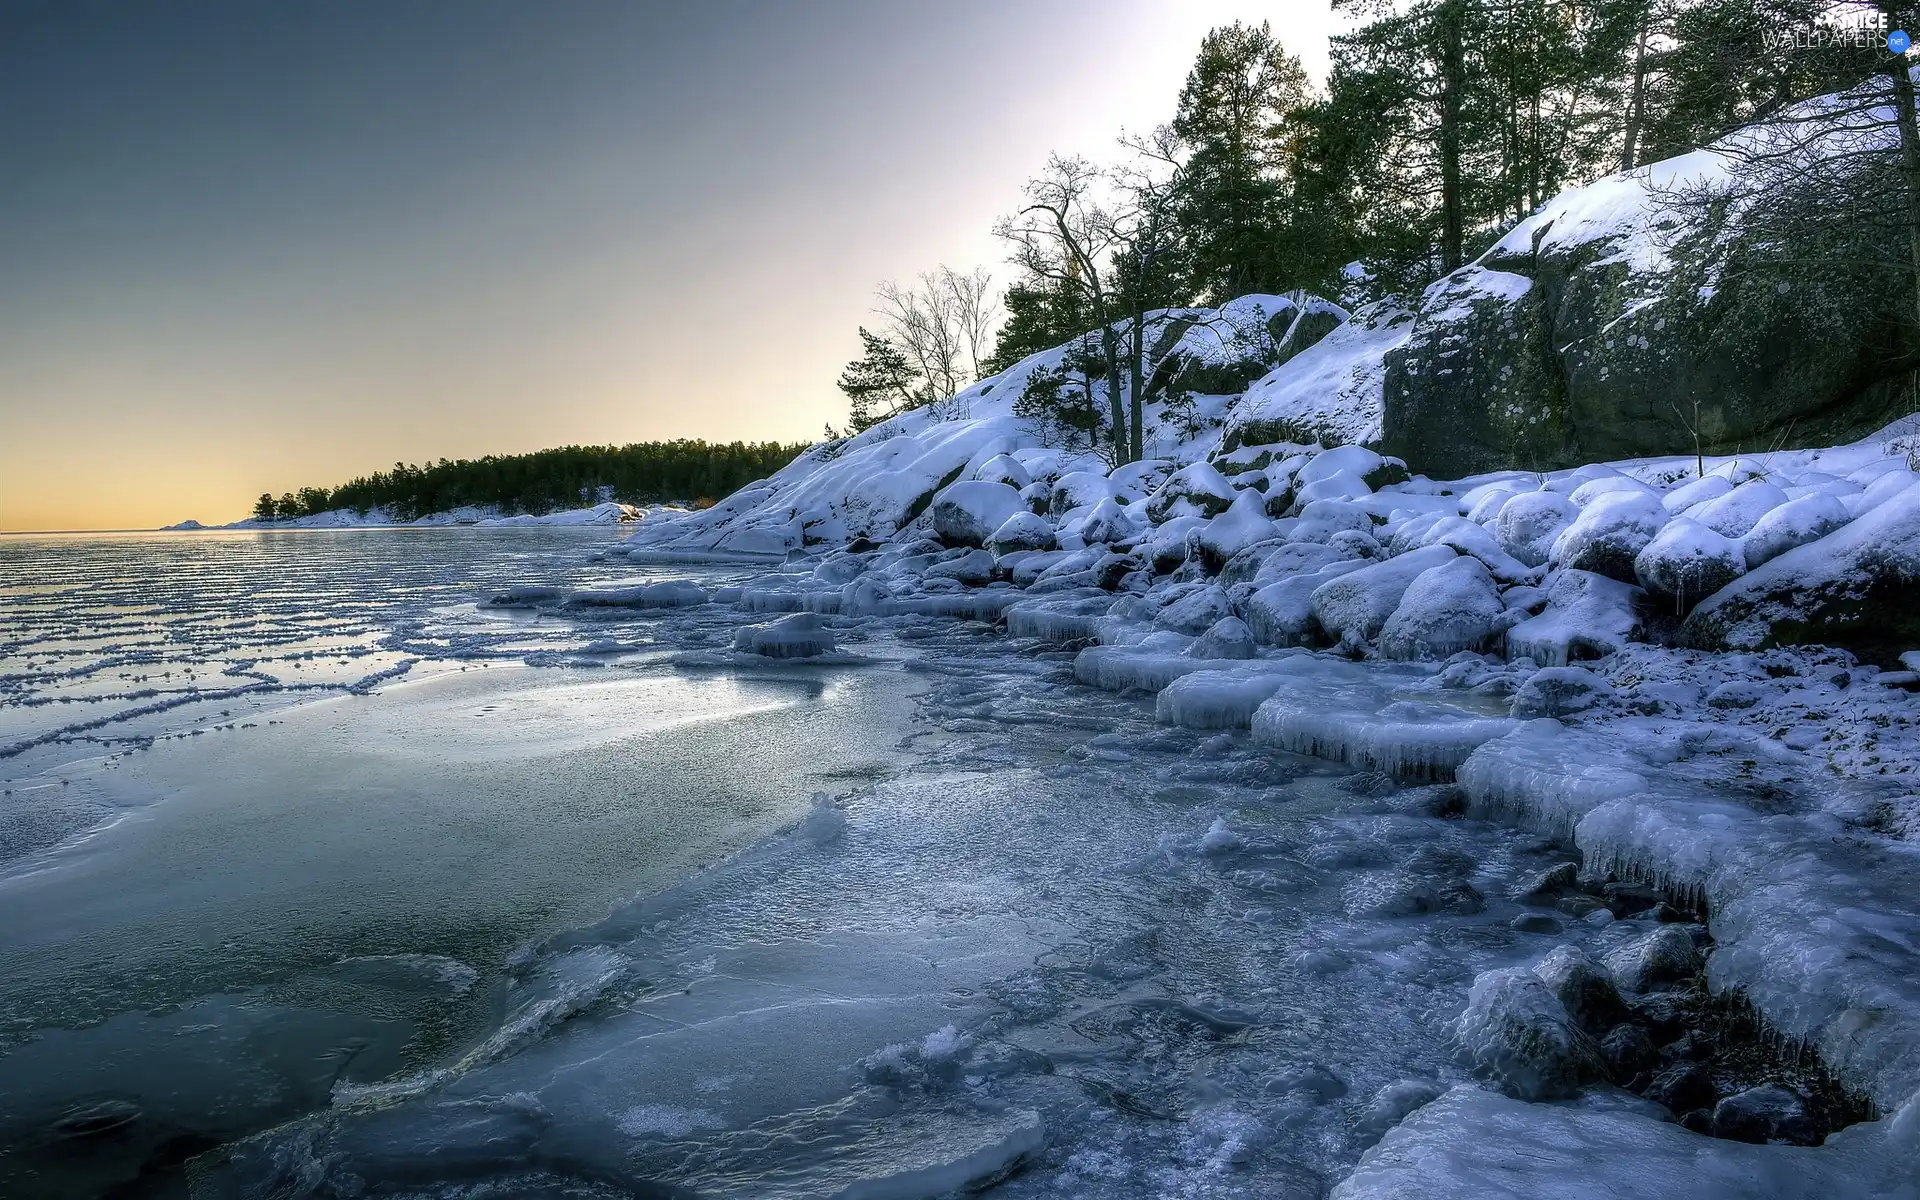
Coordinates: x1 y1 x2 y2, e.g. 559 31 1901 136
795 792 848 845
1556 895 1604 919
1355 1079 1443 1147
1712 1084 1816 1145
1510 913 1565 935
1604 926 1701 992
1584 907 1616 927
1515 862 1580 905
1264 1062 1348 1104
733 612 838 659
1454 967 1607 1100
1531 945 1629 1035
1198 817 1244 855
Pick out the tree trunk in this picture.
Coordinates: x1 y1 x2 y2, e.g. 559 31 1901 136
1437 0 1467 273
1888 9 1920 339
1621 9 1650 172
1099 325 1130 464
1128 310 1146 462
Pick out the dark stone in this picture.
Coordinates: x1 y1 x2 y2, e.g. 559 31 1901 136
1650 902 1689 924
1601 1024 1658 1080
1679 1108 1715 1135
1265 1062 1348 1104
1645 1063 1717 1114
1533 945 1630 1035
1712 1084 1817 1145
1603 882 1662 919
1555 895 1604 919
1375 161 1917 479
847 536 877 554
1604 926 1702 992
1515 862 1580 905
1658 1031 1714 1063
1630 992 1691 1042
1510 913 1565 935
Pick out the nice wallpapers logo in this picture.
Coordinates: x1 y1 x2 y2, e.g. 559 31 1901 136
1760 10 1911 52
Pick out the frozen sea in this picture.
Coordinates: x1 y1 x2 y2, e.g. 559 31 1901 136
0 530 1885 1198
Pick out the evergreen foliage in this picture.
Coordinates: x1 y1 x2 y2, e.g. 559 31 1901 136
254 441 808 523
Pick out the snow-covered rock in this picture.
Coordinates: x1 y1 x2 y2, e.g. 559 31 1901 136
732 612 838 659
931 481 1028 548
1078 497 1143 547
1549 491 1669 582
1310 545 1458 644
1742 492 1851 568
986 512 1057 556
1244 561 1369 647
1505 570 1644 667
972 453 1031 490
1193 490 1279 572
1048 471 1114 518
1683 481 1920 665
1376 556 1503 660
1685 478 1791 538
1494 490 1579 568
1153 584 1236 636
1633 518 1745 610
1189 616 1256 660
1145 462 1237 523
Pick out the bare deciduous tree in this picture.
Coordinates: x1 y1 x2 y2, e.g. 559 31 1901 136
873 266 1002 420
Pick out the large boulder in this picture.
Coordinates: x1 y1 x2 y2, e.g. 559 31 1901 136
1682 481 1920 665
1371 85 1918 477
1377 556 1504 660
1310 545 1458 644
930 481 1027 548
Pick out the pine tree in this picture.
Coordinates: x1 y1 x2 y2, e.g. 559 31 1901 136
1171 22 1312 301
835 326 923 431
252 493 277 522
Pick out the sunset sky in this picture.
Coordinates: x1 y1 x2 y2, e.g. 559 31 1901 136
0 2 1341 531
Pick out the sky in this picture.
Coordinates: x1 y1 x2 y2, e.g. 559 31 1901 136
0 1 1343 531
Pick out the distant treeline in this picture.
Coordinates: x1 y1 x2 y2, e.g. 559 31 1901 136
253 440 809 522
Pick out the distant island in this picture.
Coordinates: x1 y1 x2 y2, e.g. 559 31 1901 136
240 439 807 526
